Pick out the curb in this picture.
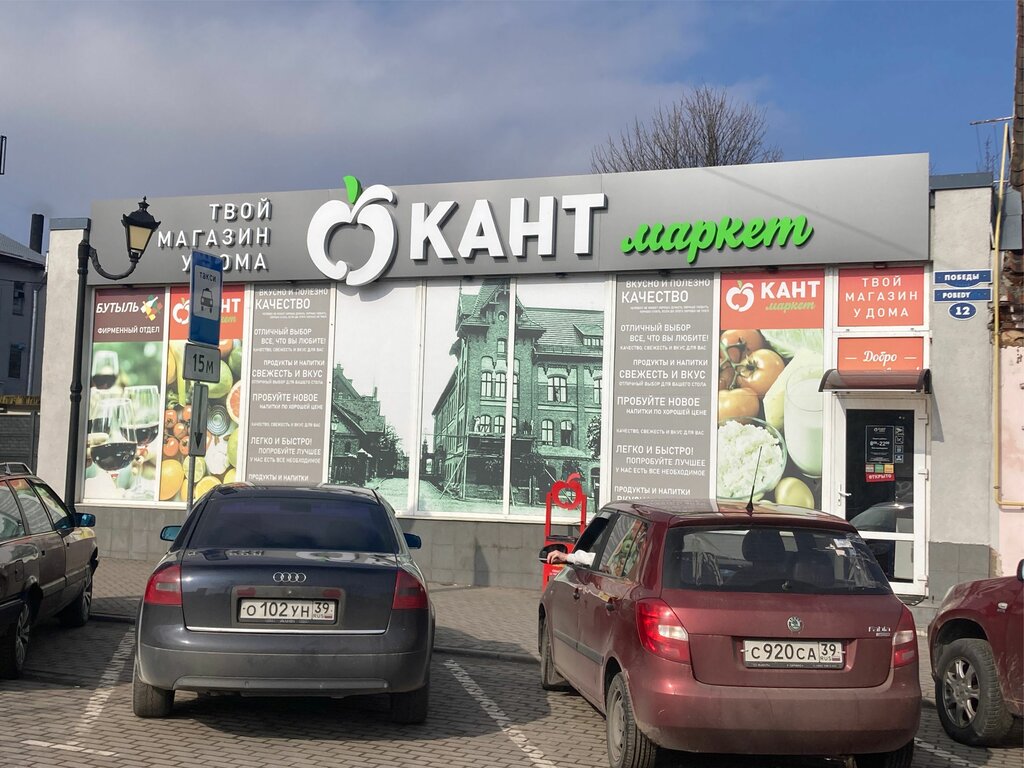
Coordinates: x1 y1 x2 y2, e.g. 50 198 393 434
89 613 541 665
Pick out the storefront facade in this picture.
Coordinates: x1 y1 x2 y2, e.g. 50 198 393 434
35 153 1022 594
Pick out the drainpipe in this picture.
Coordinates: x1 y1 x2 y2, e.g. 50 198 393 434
25 213 45 395
992 121 1024 507
26 287 39 394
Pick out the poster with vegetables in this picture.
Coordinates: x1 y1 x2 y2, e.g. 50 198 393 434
162 285 246 502
717 270 825 509
83 287 167 501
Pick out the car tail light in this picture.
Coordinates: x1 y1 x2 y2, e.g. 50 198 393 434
143 564 182 607
392 570 428 610
892 606 917 668
636 599 690 663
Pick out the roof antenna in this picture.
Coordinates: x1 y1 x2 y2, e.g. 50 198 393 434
746 446 763 516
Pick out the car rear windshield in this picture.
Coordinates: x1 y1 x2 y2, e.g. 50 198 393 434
188 496 400 553
662 525 891 594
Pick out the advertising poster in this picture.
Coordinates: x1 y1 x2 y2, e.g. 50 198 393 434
83 287 167 501
514 277 607 515
610 275 715 499
328 281 417 512
838 265 925 327
419 279 510 515
162 284 246 502
247 285 333 485
717 270 825 509
837 336 924 371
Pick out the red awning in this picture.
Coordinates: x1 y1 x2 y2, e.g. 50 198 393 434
818 368 931 393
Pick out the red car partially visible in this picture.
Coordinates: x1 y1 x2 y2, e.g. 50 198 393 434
538 499 920 768
928 560 1023 746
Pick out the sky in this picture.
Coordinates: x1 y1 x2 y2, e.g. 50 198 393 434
0 0 1014 250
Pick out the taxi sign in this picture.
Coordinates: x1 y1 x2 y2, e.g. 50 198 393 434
189 250 223 346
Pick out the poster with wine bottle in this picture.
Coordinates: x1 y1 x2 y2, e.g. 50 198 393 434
83 287 168 501
162 284 246 503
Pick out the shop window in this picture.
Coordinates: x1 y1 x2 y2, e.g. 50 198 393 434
12 282 25 316
593 377 602 405
481 370 493 398
7 345 22 379
548 375 568 402
493 415 505 435
541 419 554 444
477 415 491 433
494 371 507 399
560 420 574 447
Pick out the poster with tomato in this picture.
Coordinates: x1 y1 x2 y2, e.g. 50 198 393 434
717 270 825 509
161 285 246 503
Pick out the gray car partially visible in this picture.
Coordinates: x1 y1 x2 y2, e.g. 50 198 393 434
133 483 433 722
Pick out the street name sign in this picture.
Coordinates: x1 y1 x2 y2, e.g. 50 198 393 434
933 270 992 288
189 250 223 346
933 288 993 303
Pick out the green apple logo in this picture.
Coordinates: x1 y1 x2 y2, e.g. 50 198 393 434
307 175 397 286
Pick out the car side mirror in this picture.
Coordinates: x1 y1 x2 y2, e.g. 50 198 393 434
403 532 422 550
74 512 96 528
160 525 182 542
1017 558 1023 583
538 542 569 563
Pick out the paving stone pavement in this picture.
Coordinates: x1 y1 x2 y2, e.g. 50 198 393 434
93 556 544 659
72 556 1022 768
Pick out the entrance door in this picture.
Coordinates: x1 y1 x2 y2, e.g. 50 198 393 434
834 397 927 594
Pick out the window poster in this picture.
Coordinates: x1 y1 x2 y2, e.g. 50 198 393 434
161 284 246 502
83 287 167 501
513 277 607 516
717 270 825 509
419 279 510 515
610 274 715 500
330 281 418 512
246 285 332 485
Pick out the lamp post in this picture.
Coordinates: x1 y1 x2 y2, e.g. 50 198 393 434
65 198 160 512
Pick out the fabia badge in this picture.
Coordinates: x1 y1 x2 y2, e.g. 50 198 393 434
307 175 398 286
787 616 803 633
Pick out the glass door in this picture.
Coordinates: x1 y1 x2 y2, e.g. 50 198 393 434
834 397 927 594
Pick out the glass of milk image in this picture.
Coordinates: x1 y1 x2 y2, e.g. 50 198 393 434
784 368 823 477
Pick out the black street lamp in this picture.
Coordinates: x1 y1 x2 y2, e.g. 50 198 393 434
65 198 160 511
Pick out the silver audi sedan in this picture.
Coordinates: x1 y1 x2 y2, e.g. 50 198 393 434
134 483 433 722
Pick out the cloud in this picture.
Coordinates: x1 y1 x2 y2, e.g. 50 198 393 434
0 1 722 245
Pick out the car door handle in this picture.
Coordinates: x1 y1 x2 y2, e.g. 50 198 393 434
572 588 580 601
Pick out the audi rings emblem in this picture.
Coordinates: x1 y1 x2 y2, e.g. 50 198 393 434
273 572 307 583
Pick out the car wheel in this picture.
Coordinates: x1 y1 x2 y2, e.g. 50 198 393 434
855 740 913 768
132 661 174 718
0 604 31 679
390 677 429 724
59 567 93 628
606 673 657 768
935 638 1014 746
540 621 568 691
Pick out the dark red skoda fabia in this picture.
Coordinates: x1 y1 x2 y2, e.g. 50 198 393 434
538 499 920 768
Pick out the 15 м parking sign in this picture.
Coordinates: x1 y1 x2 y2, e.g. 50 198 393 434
189 250 223 346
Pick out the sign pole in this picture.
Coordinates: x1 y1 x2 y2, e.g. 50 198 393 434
182 250 222 514
187 454 197 514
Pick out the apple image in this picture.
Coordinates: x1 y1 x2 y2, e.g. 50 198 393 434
725 281 755 313
306 175 398 286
